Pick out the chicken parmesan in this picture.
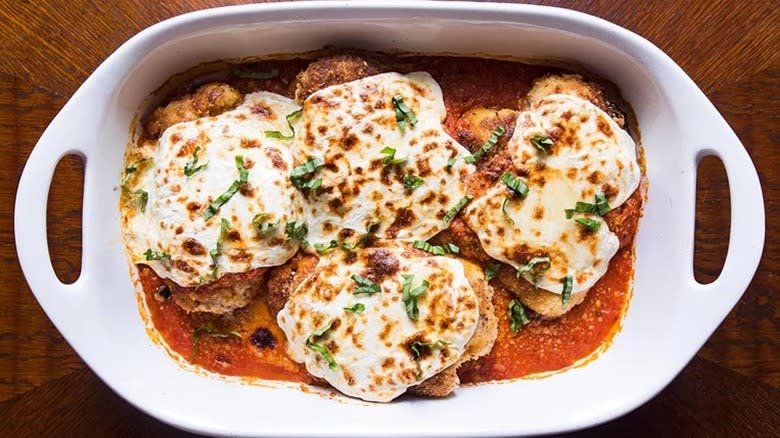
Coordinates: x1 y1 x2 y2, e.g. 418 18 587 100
122 52 645 403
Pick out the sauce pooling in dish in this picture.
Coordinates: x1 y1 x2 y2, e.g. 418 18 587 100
124 54 643 398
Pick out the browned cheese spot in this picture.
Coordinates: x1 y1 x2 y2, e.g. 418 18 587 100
250 102 273 117
362 249 400 282
533 205 545 220
240 138 260 149
386 208 417 239
182 238 206 256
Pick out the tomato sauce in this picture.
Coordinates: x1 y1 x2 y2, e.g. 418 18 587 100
135 54 638 386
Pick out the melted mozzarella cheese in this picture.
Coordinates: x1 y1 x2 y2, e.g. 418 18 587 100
277 247 479 402
292 72 474 247
123 92 304 286
464 94 641 294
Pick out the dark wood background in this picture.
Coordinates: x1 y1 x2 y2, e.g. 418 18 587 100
1 1 777 436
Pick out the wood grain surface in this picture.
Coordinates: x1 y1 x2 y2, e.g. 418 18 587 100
1 0 777 436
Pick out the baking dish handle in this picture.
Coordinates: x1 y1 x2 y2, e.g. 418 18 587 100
688 131 765 300
15 111 91 297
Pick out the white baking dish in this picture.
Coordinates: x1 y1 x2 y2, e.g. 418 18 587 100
14 1 765 436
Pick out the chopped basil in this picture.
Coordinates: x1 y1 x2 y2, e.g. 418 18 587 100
290 157 324 190
392 95 418 133
442 195 473 226
508 299 530 333
191 325 241 358
122 159 150 212
313 240 340 254
516 256 551 279
351 274 381 295
122 158 148 186
501 172 529 198
565 201 597 219
446 158 456 168
380 146 407 166
530 133 554 153
306 322 337 370
232 68 279 80
183 145 208 177
412 240 459 256
575 217 602 232
209 218 232 277
517 256 551 286
464 125 506 164
144 248 171 261
595 192 611 215
285 221 308 248
402 274 429 320
485 262 501 281
502 196 514 225
132 189 148 212
252 213 278 235
408 339 449 380
344 303 365 314
562 275 573 305
202 156 248 220
265 109 303 141
311 321 334 338
403 174 424 190
565 193 610 219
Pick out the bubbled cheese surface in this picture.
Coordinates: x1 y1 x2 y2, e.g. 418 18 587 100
277 247 480 402
292 72 475 247
463 94 641 294
123 92 304 286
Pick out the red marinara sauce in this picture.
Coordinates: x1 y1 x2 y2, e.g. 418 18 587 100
134 55 638 385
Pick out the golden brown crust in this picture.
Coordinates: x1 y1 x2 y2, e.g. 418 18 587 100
294 55 384 103
522 74 626 127
265 253 319 316
408 259 497 397
144 82 243 138
454 107 519 198
166 267 266 314
494 265 587 319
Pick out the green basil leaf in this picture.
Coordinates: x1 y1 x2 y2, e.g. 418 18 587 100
502 196 514 224
265 109 303 141
285 221 309 248
344 303 365 314
380 146 407 166
392 95 418 133
144 248 171 261
484 262 501 281
252 213 278 235
314 240 340 255
351 274 381 295
464 125 506 164
595 192 611 215
402 274 429 320
530 133 554 153
290 157 324 189
184 145 208 177
501 172 529 197
508 299 530 333
575 217 602 232
562 275 573 305
202 156 248 220
442 195 473 226
403 174 424 190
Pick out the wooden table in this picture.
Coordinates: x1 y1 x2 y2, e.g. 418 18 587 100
1 0 777 436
